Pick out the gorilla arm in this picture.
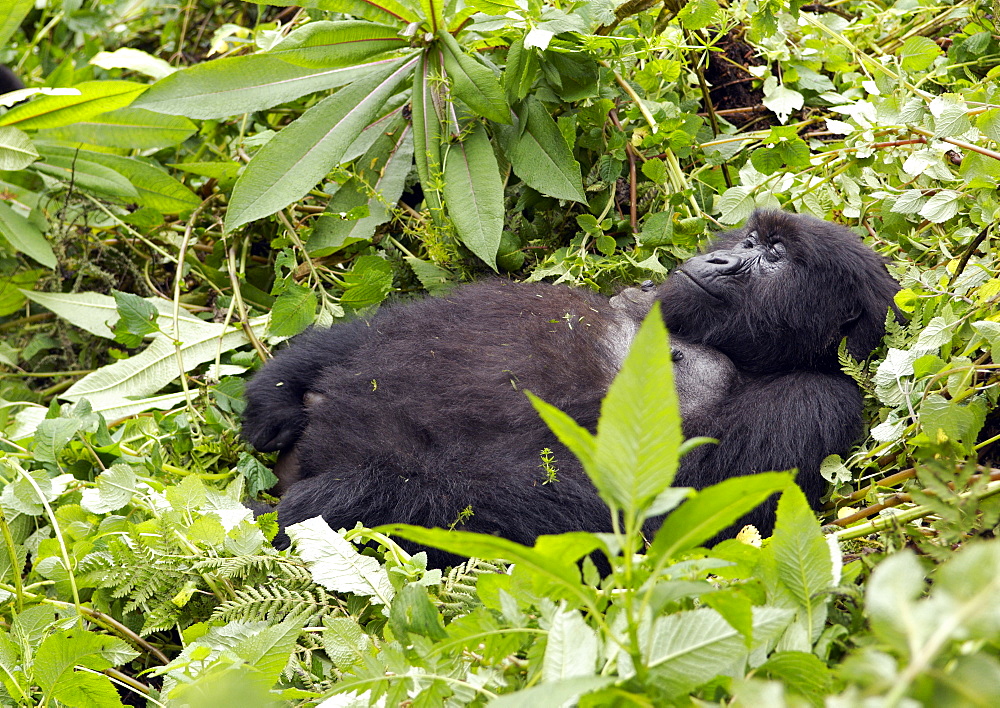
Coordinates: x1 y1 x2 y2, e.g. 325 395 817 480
242 319 371 452
676 370 863 535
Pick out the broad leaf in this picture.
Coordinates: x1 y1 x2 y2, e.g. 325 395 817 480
649 472 793 560
438 30 510 124
33 153 138 200
226 55 418 230
0 201 55 268
502 96 585 202
542 608 598 682
267 20 407 68
0 0 34 50
135 54 405 120
35 107 196 150
308 119 414 255
287 517 395 605
490 677 613 708
0 126 38 170
0 81 146 130
592 305 682 516
268 283 317 338
767 485 833 641
442 122 503 269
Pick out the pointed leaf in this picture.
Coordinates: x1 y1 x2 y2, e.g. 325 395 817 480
542 609 598 682
35 107 196 149
489 677 613 708
0 1 33 50
0 201 55 268
269 20 407 68
438 30 510 124
226 56 417 230
308 0 418 24
0 126 38 170
649 472 793 560
411 52 443 210
33 153 138 199
592 305 682 514
134 54 404 120
768 485 833 641
442 122 503 269
526 392 596 471
0 81 146 130
503 96 585 202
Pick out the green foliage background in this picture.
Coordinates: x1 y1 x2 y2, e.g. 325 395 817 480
0 0 998 705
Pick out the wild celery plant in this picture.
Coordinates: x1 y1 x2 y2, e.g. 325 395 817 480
378 306 841 703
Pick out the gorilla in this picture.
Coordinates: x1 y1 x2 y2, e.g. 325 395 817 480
242 210 900 565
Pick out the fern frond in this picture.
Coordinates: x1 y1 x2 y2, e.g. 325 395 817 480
211 584 345 624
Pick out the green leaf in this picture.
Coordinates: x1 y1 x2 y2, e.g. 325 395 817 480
34 629 138 692
0 81 146 130
379 524 595 606
757 651 836 704
443 122 504 269
340 255 394 308
768 485 832 641
898 36 942 72
864 550 926 653
111 290 159 346
405 256 454 295
649 472 793 560
918 189 961 223
0 125 38 170
309 0 419 24
286 516 395 605
976 108 1000 143
542 608 598 681
135 53 405 120
642 607 792 696
268 283 317 338
226 56 417 230
238 453 278 497
490 677 613 708
412 53 444 213
308 120 414 256
268 20 407 68
34 107 196 150
51 670 123 708
677 0 719 30
503 37 537 104
232 616 303 685
32 153 138 200
589 305 681 515
0 269 42 317
749 147 782 175
390 584 448 641
502 96 585 202
0 200 55 268
0 0 33 50
437 31 510 124
775 137 810 167
716 186 754 225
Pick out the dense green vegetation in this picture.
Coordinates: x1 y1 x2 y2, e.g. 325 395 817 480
0 0 998 704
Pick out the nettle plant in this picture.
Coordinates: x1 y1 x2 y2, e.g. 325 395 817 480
134 0 603 273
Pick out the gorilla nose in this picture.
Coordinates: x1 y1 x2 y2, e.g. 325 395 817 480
701 252 743 274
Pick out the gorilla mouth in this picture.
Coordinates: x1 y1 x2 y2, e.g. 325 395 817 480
676 268 723 301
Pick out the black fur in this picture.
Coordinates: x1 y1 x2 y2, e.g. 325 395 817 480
243 210 900 564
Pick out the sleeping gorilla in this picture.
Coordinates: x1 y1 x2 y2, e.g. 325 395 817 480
242 210 900 564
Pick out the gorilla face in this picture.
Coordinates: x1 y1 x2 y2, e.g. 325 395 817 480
657 210 900 374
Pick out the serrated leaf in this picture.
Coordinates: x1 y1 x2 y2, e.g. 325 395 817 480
762 78 803 124
865 550 926 653
80 463 138 514
677 0 719 30
898 36 942 72
750 147 782 175
768 485 832 641
588 306 681 515
543 608 597 681
642 607 792 696
226 56 417 230
930 95 972 138
0 81 146 130
308 120 414 256
0 125 38 170
0 201 55 268
890 190 926 214
649 472 793 560
976 109 1000 143
918 190 961 223
340 255 393 308
503 96 585 202
268 283 317 338
437 30 510 124
443 122 503 270
489 677 613 708
716 186 754 225
34 629 137 692
287 517 395 605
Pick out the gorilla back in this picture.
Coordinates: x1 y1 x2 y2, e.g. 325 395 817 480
243 210 900 565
